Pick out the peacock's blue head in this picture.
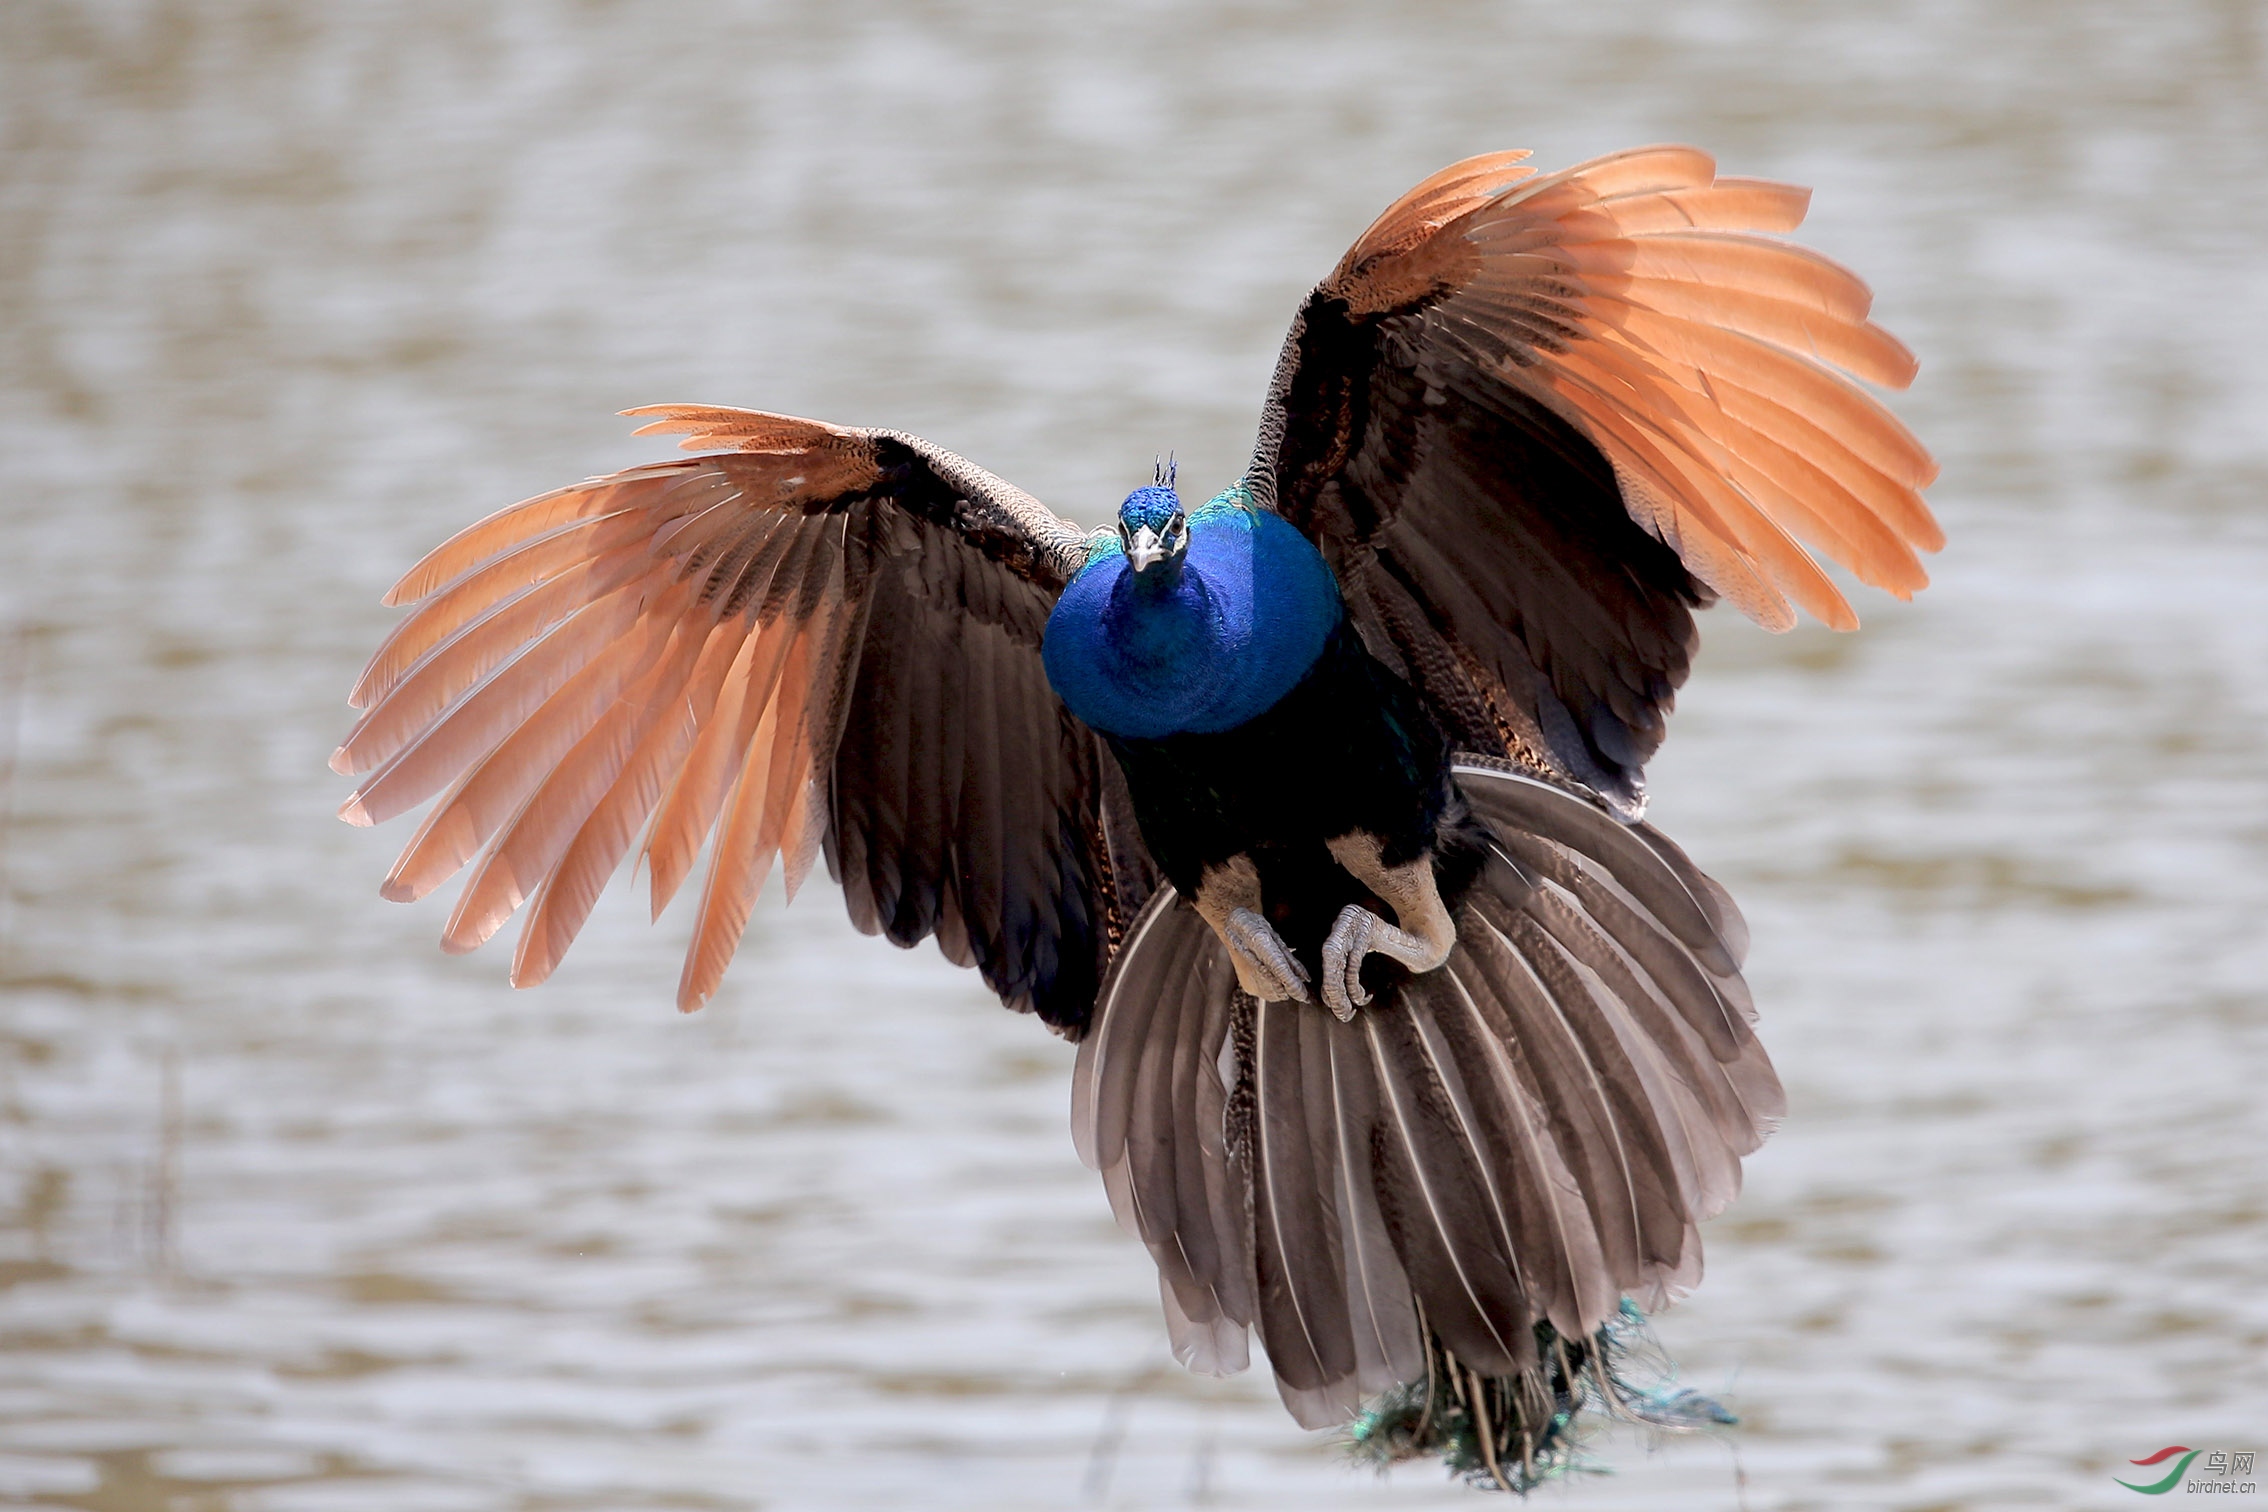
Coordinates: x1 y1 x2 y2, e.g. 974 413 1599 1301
1116 462 1187 576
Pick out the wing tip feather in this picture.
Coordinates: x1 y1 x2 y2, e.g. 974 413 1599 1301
621 403 867 456
1453 146 1937 631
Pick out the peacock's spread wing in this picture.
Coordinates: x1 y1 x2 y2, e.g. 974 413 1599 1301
1254 146 1939 813
334 406 1157 1031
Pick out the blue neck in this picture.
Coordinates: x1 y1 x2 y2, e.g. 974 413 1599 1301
1123 548 1189 600
1042 490 1342 740
1099 553 1208 680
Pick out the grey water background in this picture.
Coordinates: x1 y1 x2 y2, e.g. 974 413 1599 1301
2 2 2264 1508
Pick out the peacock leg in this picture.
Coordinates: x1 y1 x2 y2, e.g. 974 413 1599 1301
1193 854 1311 1004
1318 831 1456 1020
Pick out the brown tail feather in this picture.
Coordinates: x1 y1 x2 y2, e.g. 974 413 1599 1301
1072 760 1777 1470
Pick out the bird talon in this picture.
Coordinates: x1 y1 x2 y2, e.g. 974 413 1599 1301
1322 904 1376 1018
1223 907 1311 1003
1324 895 1458 1017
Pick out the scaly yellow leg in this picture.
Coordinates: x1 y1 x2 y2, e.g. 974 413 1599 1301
1319 831 1455 1020
1192 854 1312 1004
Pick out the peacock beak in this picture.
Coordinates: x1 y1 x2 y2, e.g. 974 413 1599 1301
1127 525 1166 573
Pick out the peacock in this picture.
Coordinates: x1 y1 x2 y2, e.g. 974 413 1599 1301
334 146 1937 1490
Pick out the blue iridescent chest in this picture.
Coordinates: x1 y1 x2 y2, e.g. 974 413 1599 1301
1042 493 1343 740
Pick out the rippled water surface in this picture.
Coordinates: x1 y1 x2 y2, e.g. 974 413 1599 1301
3 3 2265 1508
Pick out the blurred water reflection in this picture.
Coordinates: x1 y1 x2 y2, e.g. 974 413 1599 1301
1 2 2264 1508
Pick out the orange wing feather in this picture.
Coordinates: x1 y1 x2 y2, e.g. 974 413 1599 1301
337 442 862 1006
1329 144 1939 633
338 409 1115 1017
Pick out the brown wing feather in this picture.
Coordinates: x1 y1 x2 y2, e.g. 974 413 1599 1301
442 601 716 952
1410 144 1936 624
680 592 828 1008
337 409 1147 1028
1256 145 1938 811
512 618 747 986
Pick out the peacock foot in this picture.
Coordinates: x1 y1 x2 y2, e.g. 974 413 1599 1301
1319 902 1456 1020
1319 832 1459 1019
1222 906 1312 1004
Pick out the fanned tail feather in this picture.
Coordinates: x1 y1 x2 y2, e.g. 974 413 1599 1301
1072 760 1777 1489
